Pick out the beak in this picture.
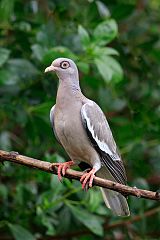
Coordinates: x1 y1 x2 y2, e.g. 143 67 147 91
44 65 56 73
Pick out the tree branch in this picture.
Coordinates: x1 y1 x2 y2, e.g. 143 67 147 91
46 206 160 239
0 149 160 201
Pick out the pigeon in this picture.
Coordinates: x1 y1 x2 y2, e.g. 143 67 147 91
45 58 130 216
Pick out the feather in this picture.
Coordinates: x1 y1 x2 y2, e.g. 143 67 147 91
97 167 130 216
100 188 130 216
81 102 127 185
50 105 61 145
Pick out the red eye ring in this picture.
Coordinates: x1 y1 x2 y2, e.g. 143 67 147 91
60 61 70 69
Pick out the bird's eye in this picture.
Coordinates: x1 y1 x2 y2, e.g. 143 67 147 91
60 61 70 69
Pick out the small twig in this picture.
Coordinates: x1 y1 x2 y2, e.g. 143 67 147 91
0 149 160 201
41 206 160 239
105 206 160 229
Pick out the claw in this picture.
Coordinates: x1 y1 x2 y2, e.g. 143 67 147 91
80 168 96 190
62 164 69 176
51 160 74 182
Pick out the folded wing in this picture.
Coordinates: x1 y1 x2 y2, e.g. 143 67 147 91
81 101 127 185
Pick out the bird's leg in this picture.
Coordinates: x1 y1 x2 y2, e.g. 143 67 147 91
80 168 96 189
51 160 74 181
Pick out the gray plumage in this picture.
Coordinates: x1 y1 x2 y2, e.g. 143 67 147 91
45 57 130 216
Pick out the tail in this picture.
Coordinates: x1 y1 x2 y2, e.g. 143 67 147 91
100 188 130 216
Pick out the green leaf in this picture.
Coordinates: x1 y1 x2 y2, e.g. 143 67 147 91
7 223 36 240
78 25 90 47
0 48 10 67
57 207 72 233
87 189 103 212
28 102 53 115
0 0 14 22
50 174 64 195
7 59 39 80
0 131 11 150
31 44 47 61
0 69 19 85
96 1 111 19
77 62 89 74
14 21 31 32
0 183 8 200
41 216 56 236
132 178 149 190
68 204 104 236
42 47 77 65
93 19 118 45
110 98 127 111
93 46 119 58
45 153 65 164
94 55 123 83
0 221 8 228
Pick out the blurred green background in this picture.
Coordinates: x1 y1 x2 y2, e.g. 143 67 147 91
0 0 160 239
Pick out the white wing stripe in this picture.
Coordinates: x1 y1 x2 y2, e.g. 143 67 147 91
50 105 55 123
83 108 113 156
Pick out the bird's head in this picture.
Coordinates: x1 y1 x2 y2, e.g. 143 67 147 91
44 58 79 81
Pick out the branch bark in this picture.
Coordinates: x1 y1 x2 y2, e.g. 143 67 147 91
0 149 160 201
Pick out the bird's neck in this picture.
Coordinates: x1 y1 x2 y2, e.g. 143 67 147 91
56 77 82 106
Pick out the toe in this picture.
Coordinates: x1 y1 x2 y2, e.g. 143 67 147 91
57 165 63 181
80 173 88 182
81 174 91 189
89 174 95 188
62 164 68 176
80 168 96 189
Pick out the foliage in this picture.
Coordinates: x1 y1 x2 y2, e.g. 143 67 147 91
0 0 160 239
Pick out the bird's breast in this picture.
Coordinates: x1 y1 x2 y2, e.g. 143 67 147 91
54 107 97 164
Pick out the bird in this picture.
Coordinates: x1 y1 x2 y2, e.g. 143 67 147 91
45 57 130 216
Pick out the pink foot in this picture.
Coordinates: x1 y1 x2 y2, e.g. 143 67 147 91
51 160 74 181
80 168 96 189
